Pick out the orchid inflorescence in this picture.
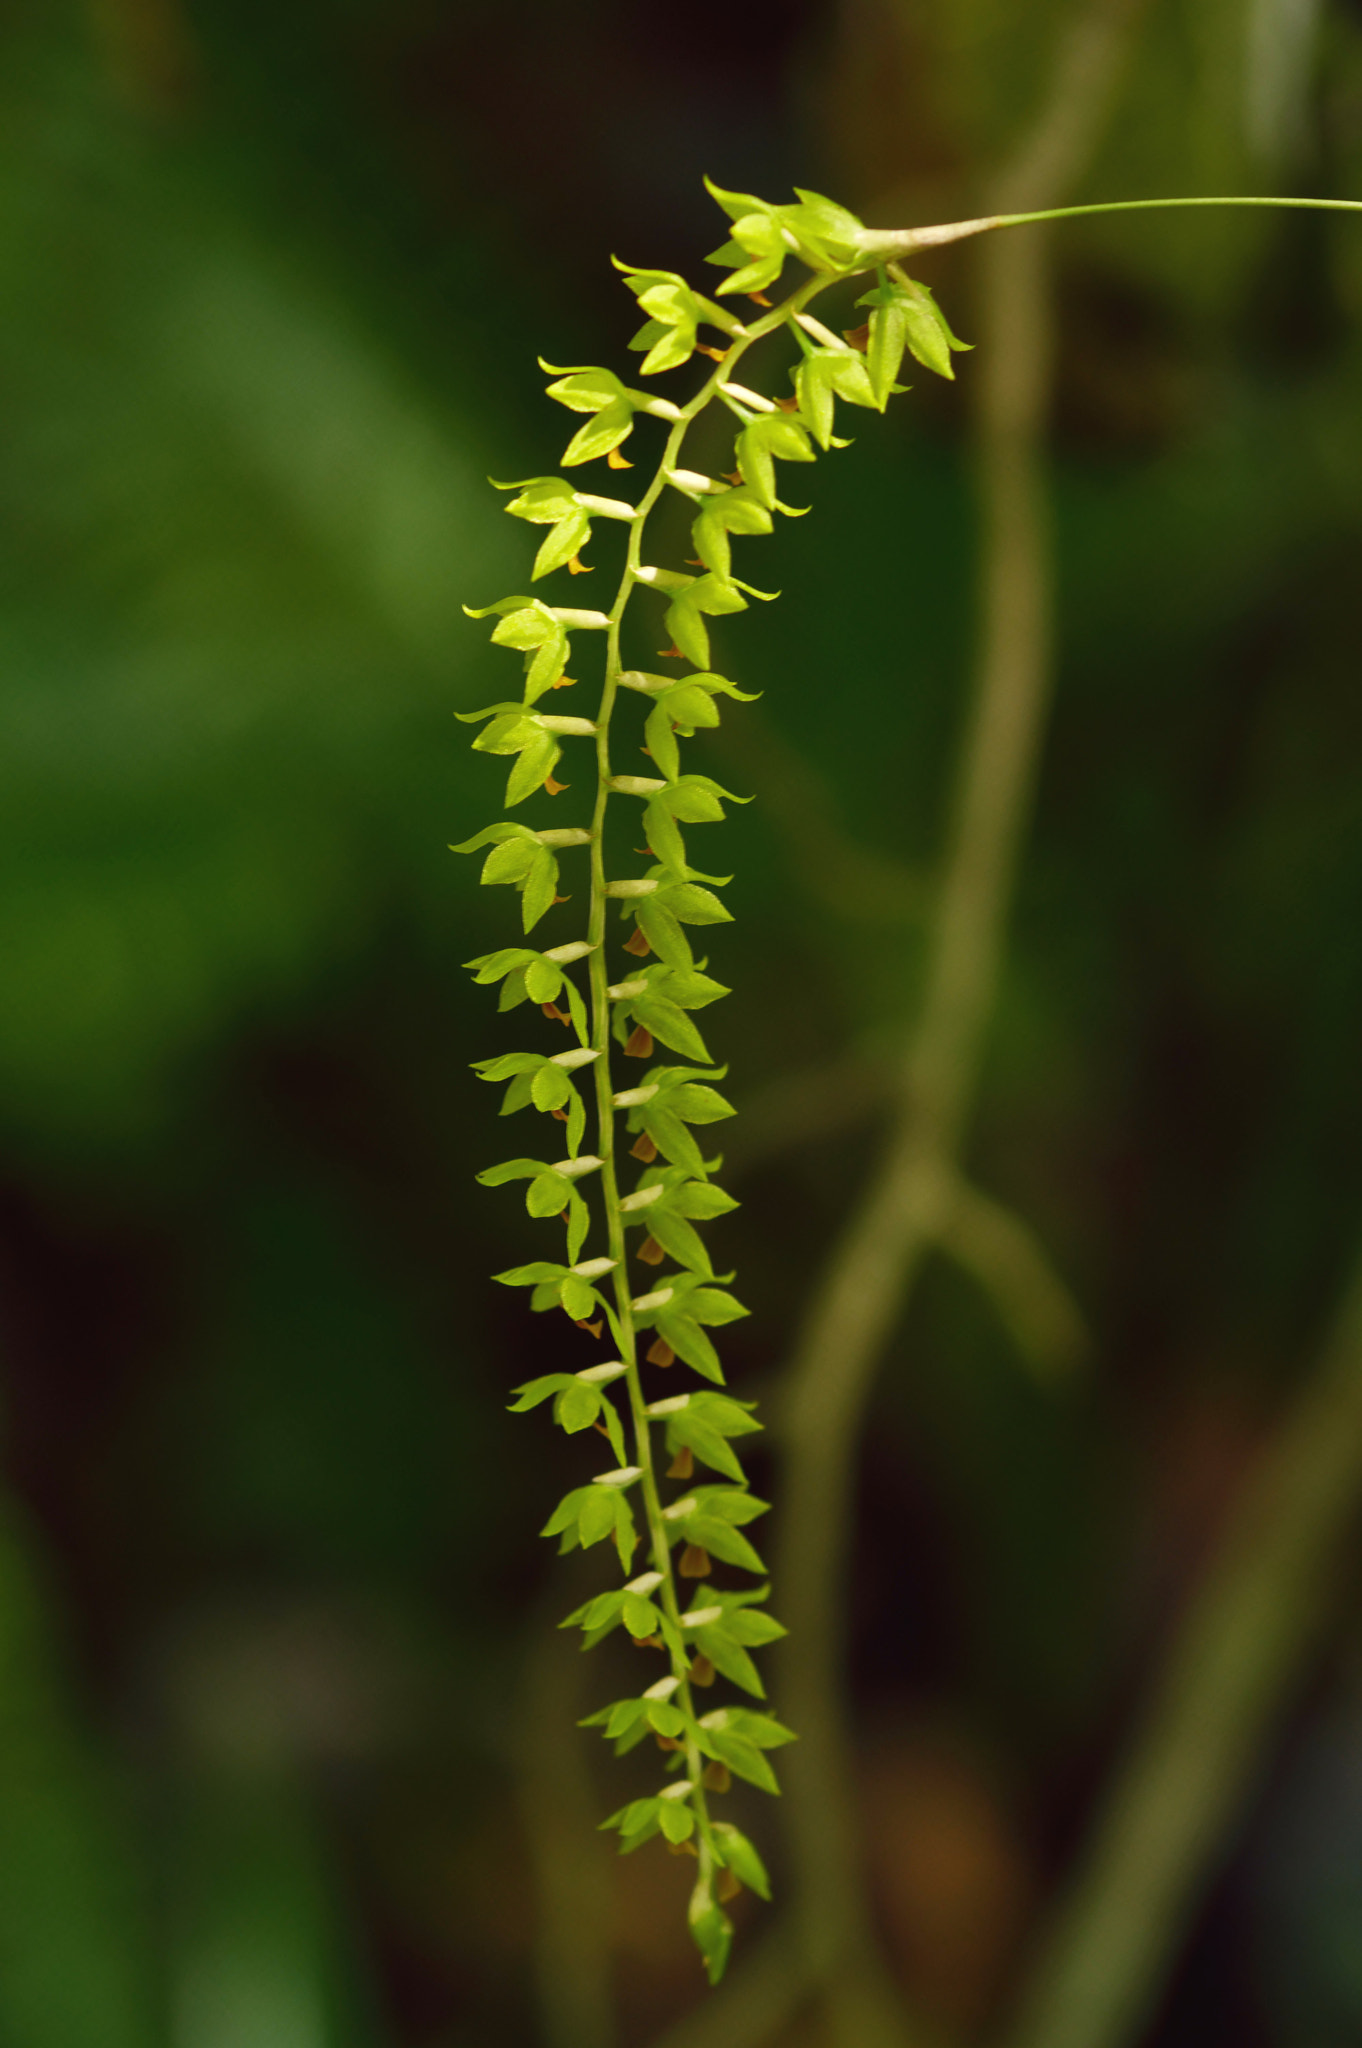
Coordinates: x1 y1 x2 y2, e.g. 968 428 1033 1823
454 178 966 1982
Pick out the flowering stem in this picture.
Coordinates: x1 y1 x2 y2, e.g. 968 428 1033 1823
585 270 829 1883
469 149 1362 2002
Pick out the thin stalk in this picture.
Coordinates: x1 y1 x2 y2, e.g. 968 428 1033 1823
859 192 1362 260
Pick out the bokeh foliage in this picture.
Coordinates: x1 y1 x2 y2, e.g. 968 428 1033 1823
6 1 1362 2043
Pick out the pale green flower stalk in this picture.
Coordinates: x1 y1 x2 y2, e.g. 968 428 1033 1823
454 178 1362 1983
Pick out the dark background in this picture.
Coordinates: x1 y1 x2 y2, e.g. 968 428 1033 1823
6 2 1362 2044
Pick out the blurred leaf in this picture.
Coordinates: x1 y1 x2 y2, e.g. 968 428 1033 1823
0 1506 157 2048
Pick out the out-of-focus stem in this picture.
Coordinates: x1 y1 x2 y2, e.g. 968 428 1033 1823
516 1612 618 2048
938 1177 1088 1380
1000 1253 1362 2048
772 3 1150 2043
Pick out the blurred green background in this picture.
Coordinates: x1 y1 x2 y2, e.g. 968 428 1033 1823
7 1 1362 2043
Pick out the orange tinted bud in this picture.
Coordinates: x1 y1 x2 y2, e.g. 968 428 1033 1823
667 1445 694 1481
575 1317 604 1338
656 1733 683 1751
550 674 577 689
542 1003 570 1025
545 773 569 796
657 644 685 660
775 395 800 411
638 1235 666 1266
624 1025 654 1059
746 290 773 307
717 1865 742 1900
679 1545 712 1578
646 1337 675 1367
624 925 651 957
688 1654 715 1687
630 1131 658 1162
696 343 728 362
606 447 633 469
667 1837 699 1857
703 1762 732 1795
843 321 871 352
566 554 593 575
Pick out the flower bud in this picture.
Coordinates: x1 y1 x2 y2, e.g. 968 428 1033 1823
553 1154 602 1179
538 715 597 735
794 311 849 351
613 1084 658 1108
533 827 592 848
547 608 611 628
610 775 666 795
719 380 776 413
573 493 636 519
634 564 694 590
668 467 725 496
